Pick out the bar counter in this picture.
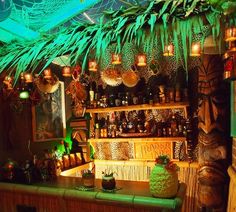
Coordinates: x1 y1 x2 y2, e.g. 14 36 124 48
0 176 186 212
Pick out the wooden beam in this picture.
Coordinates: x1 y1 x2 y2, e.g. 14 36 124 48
0 19 39 41
39 0 102 32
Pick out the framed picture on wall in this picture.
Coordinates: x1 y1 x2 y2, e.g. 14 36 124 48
32 81 66 142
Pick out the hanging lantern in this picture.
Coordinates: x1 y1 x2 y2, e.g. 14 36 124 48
163 44 174 56
227 41 236 52
223 52 236 80
111 53 121 65
190 42 201 57
24 73 33 83
88 60 98 72
3 75 13 90
43 68 52 79
19 90 30 99
136 54 147 66
62 66 71 77
225 27 236 42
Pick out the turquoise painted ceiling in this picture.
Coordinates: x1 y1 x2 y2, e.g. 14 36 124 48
0 0 146 43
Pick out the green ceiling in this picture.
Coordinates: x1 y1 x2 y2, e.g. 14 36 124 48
0 0 148 42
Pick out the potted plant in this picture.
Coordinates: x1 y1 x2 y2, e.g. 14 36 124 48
149 155 179 198
81 169 95 188
101 170 116 190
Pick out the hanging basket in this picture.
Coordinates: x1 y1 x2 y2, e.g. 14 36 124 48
149 164 179 198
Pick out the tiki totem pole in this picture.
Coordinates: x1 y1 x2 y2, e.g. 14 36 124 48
197 55 229 211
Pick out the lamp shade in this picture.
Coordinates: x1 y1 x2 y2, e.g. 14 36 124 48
88 60 98 71
136 54 147 66
190 42 201 57
111 54 121 65
163 44 174 56
225 27 236 42
3 75 13 90
62 66 71 77
43 68 52 79
223 52 236 80
24 73 33 83
19 90 30 99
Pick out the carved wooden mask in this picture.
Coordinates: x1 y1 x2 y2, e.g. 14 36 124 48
198 55 226 134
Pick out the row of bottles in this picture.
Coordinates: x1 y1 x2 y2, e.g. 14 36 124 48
87 83 188 109
92 111 188 138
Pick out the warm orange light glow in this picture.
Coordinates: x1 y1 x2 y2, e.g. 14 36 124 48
43 68 52 79
136 54 147 66
163 44 174 56
62 66 71 77
88 60 98 71
227 41 236 52
225 27 236 42
190 42 201 57
24 73 33 83
3 75 13 90
111 54 122 65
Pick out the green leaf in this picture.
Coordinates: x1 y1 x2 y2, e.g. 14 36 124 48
158 0 173 18
148 14 157 32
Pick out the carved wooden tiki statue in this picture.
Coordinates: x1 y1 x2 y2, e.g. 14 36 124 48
197 55 229 210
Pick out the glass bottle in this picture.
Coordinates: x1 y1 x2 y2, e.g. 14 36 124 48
148 88 154 105
89 85 94 108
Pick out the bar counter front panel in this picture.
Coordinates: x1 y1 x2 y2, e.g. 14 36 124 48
0 176 186 212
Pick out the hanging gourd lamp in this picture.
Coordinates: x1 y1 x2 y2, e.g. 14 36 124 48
3 75 13 90
111 53 122 65
227 41 236 52
223 52 235 80
62 66 71 77
24 72 33 83
190 42 201 57
88 60 98 72
225 27 236 42
19 73 30 99
163 44 174 56
43 68 52 79
136 54 147 66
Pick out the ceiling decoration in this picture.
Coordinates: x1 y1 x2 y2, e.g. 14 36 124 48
0 0 235 84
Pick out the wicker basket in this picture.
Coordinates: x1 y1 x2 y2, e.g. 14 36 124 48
149 164 178 198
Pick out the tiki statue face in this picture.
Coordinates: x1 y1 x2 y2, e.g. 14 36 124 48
198 55 227 134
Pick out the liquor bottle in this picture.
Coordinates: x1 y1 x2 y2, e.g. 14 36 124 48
148 87 154 105
89 85 94 108
94 114 100 139
170 114 178 137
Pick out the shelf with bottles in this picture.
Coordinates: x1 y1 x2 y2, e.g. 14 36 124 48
89 108 190 141
88 137 186 143
86 102 189 114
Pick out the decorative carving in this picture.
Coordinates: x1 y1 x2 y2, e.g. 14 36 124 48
197 55 229 210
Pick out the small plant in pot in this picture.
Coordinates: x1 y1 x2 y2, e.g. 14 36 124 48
149 155 179 198
81 169 95 188
102 170 116 190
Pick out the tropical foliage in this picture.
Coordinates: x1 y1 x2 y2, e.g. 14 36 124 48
0 0 235 83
